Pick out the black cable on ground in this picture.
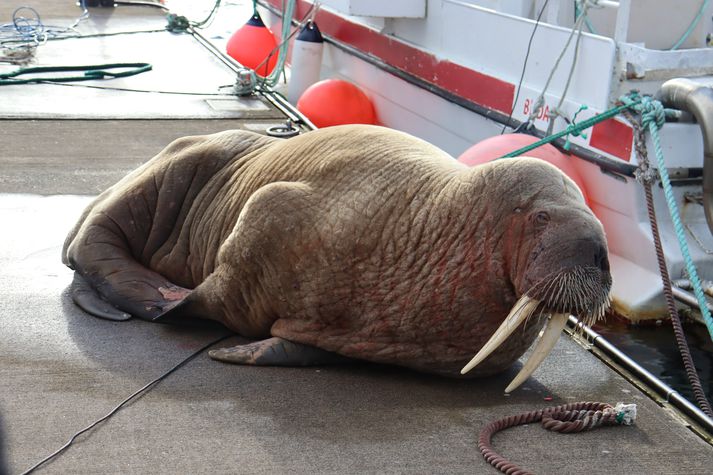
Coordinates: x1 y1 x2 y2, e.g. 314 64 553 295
39 80 233 95
19 334 232 475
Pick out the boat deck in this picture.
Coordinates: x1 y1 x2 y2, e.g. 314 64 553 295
1 2 712 474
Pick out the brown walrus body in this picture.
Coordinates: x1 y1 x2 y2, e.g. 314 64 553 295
63 125 611 381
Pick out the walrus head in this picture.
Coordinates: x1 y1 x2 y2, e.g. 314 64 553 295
460 158 612 391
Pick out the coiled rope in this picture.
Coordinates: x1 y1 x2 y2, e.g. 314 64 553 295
0 62 152 85
480 401 636 475
0 4 88 63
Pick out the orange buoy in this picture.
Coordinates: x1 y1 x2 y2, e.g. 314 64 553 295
226 12 278 77
458 133 590 206
297 79 376 128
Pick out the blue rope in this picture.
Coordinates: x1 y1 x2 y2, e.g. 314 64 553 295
622 93 713 340
670 0 710 50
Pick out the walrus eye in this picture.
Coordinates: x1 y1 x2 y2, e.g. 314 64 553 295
533 211 550 226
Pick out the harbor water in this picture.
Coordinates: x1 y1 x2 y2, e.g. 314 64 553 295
595 318 713 403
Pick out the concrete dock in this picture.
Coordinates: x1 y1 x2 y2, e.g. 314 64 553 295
1 2 712 473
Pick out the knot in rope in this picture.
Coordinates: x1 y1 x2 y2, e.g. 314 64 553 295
639 95 666 130
619 92 665 131
562 104 589 150
623 90 713 348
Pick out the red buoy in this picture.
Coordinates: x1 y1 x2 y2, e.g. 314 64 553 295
226 12 278 77
458 133 590 206
297 79 376 128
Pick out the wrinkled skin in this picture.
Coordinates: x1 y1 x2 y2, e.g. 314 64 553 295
63 125 610 377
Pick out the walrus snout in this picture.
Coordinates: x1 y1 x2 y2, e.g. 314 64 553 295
462 217 612 392
523 231 613 325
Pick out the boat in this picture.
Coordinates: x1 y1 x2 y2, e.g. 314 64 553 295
2 3 713 473
229 0 713 327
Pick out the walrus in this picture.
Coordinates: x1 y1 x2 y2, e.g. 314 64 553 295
62 124 611 391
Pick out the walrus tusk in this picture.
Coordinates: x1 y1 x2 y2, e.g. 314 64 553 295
460 296 540 375
504 312 568 393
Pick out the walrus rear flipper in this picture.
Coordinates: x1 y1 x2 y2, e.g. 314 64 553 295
70 273 132 321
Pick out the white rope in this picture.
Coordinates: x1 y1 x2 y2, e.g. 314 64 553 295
526 0 599 133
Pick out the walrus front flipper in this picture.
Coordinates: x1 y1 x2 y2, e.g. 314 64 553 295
209 337 351 366
151 292 225 329
70 273 132 321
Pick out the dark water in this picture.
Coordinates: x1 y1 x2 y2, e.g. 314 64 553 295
594 319 713 404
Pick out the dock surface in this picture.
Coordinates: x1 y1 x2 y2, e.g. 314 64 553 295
1 2 712 473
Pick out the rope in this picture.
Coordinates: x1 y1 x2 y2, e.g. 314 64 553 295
0 62 152 85
500 99 640 158
622 94 713 345
523 0 599 134
544 0 594 134
500 0 550 134
574 0 599 35
479 401 636 474
623 108 713 417
498 92 713 413
670 0 710 50
237 0 319 95
257 0 298 87
0 4 89 63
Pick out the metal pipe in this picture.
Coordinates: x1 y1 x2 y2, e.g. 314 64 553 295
671 285 713 313
567 316 713 435
189 27 315 130
673 278 713 299
658 78 713 235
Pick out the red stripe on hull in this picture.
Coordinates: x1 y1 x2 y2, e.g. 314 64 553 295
264 0 515 113
590 119 633 161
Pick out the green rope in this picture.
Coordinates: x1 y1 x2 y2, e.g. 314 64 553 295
239 0 299 94
261 0 295 87
574 0 598 36
0 63 152 85
500 99 641 158
624 93 713 342
670 0 710 50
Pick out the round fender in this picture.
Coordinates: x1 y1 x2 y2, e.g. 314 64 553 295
458 134 590 207
297 79 376 128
